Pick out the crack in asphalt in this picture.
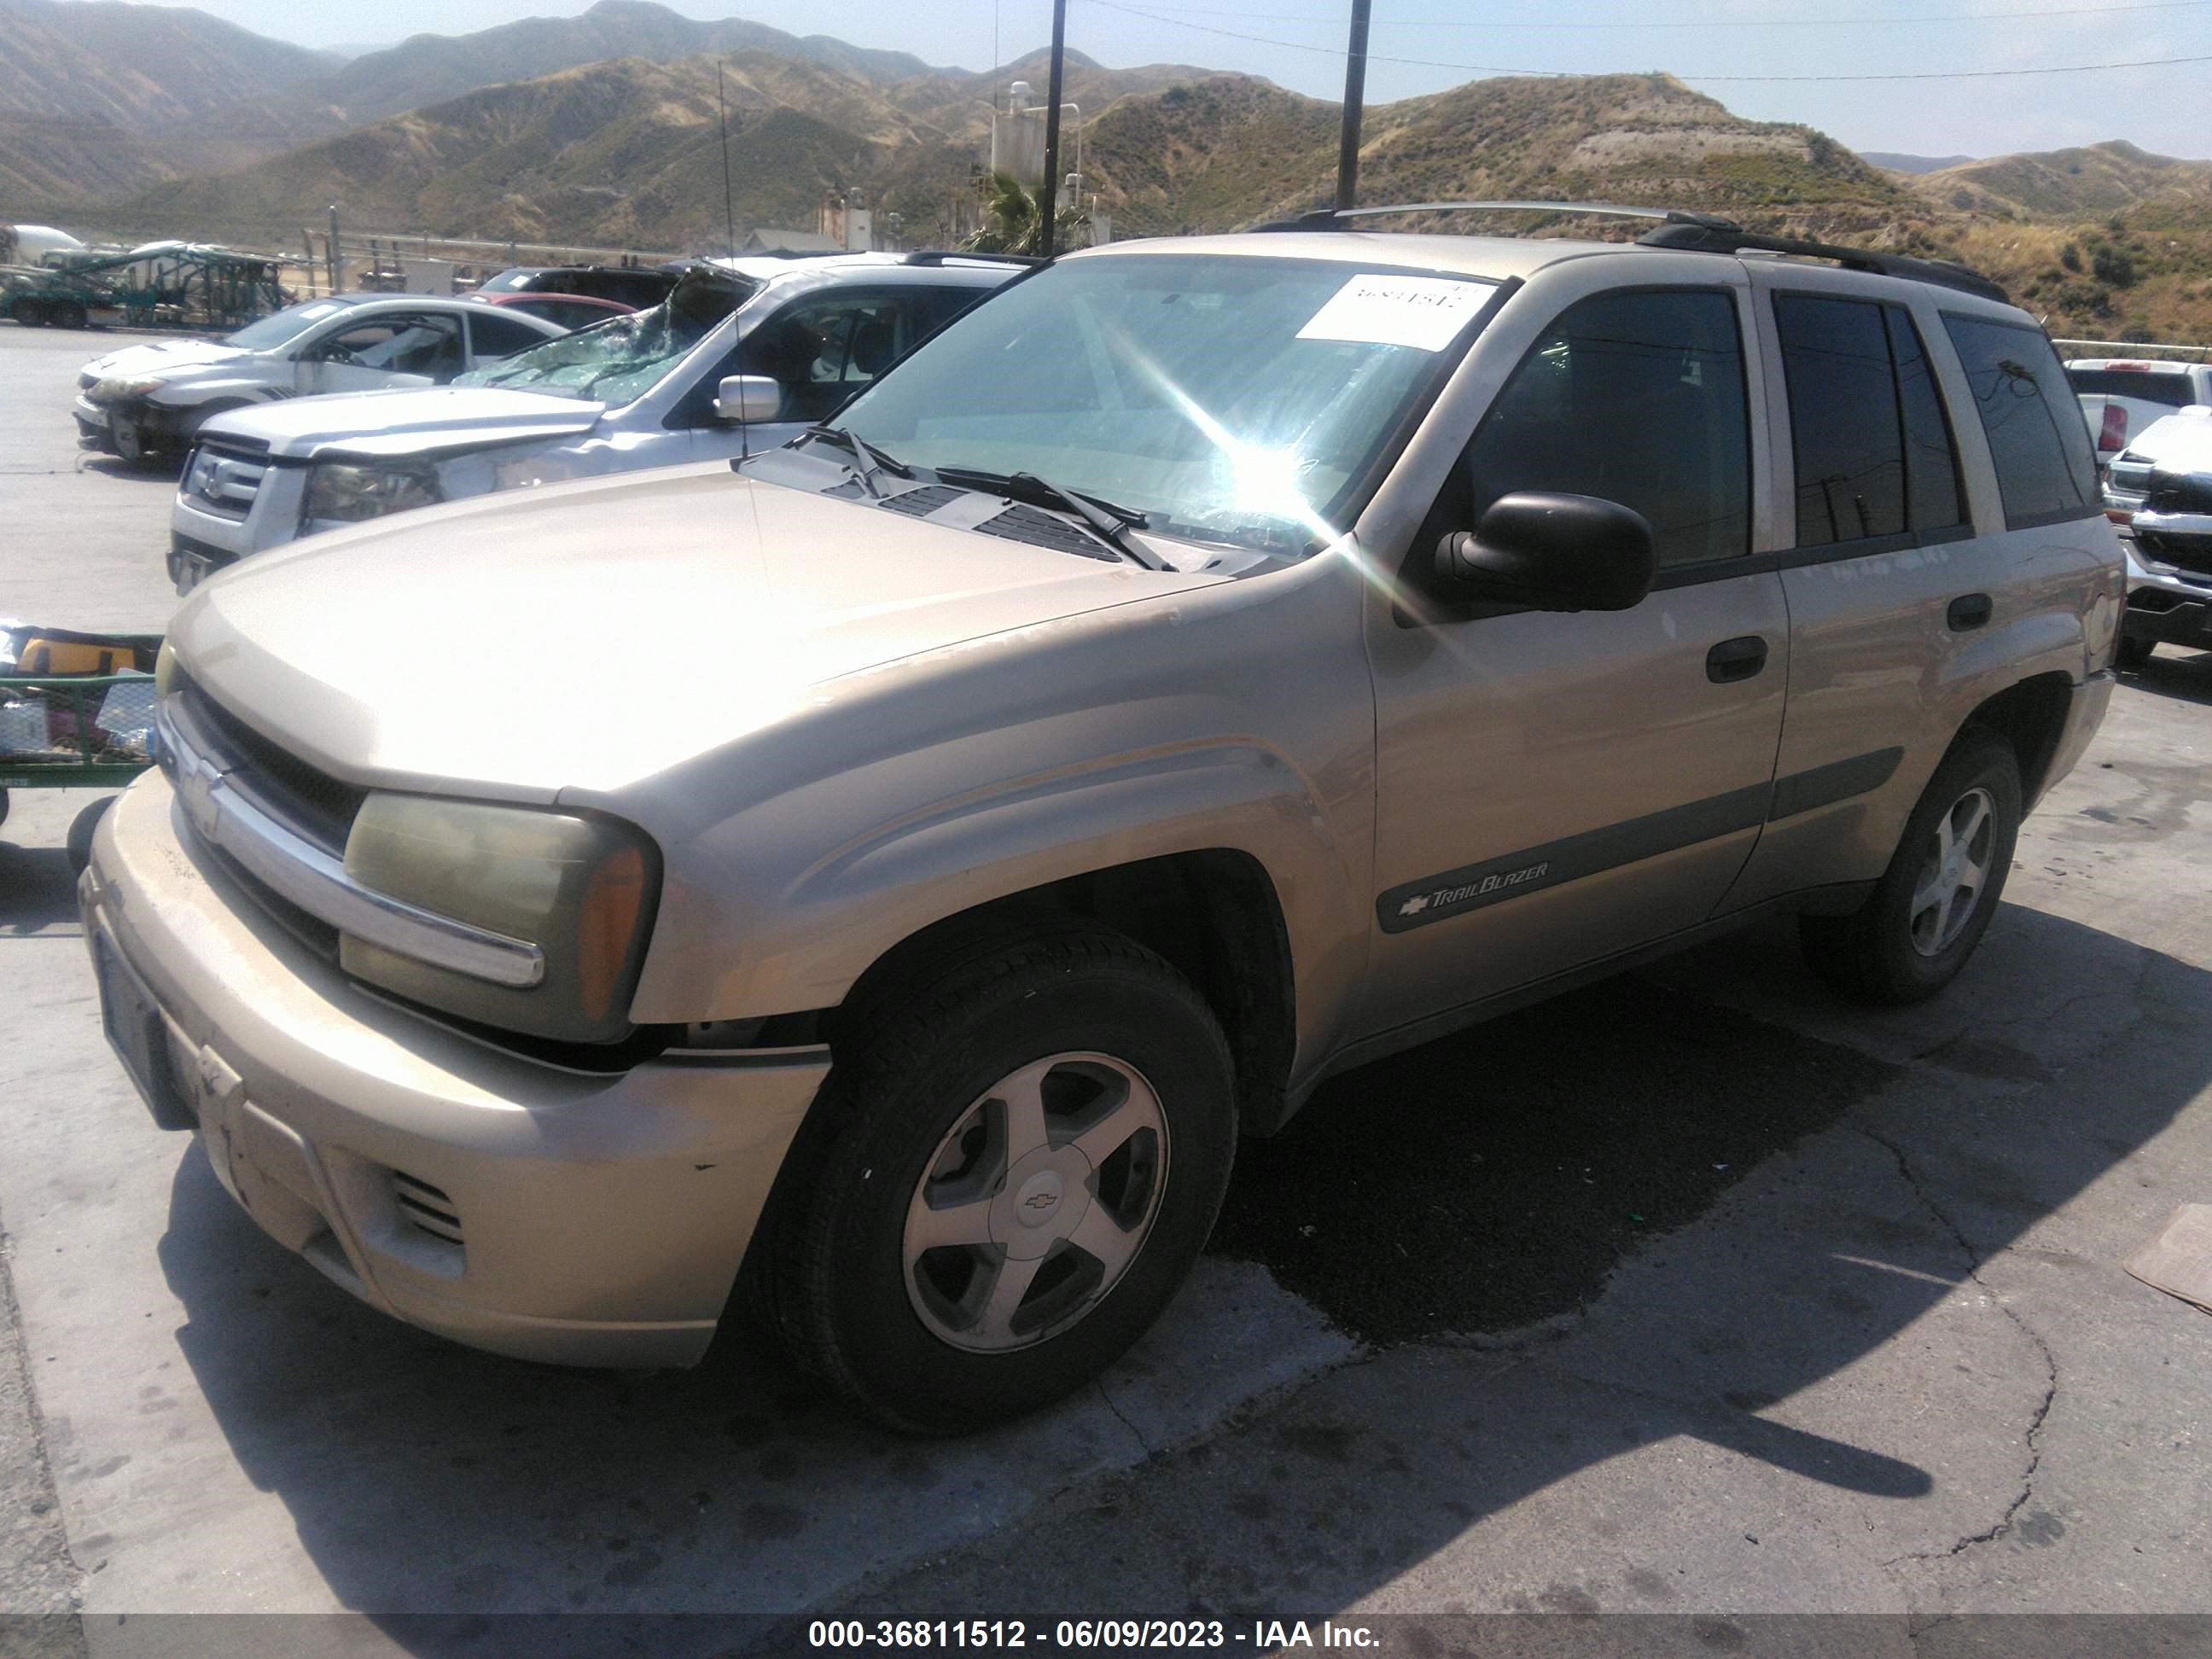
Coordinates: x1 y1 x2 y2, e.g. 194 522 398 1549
1093 1377 1153 1458
1856 1123 2060 1568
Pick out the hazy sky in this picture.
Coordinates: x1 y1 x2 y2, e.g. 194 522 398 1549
158 0 2212 160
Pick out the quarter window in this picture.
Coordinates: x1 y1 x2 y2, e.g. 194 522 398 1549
1459 289 1751 568
1774 294 1965 546
1941 315 2100 528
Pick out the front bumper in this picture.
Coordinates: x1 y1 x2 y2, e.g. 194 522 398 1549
82 771 828 1369
2120 534 2212 647
74 393 191 455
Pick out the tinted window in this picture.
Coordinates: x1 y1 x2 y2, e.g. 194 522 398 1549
2066 368 2198 408
1461 288 1750 568
1888 307 1965 533
739 289 913 425
1777 295 1906 545
1943 315 2099 527
469 311 549 358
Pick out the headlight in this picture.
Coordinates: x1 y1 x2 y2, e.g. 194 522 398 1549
153 641 179 696
303 460 443 525
341 795 659 1043
90 375 166 401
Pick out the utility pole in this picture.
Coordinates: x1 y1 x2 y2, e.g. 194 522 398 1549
1038 0 1068 259
326 203 340 293
717 61 738 260
1335 0 1372 212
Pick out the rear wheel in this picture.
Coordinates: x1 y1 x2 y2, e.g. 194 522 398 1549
52 300 87 329
764 923 1237 1434
1799 730 2021 1005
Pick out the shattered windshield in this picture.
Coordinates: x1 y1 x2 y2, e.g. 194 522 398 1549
454 266 758 405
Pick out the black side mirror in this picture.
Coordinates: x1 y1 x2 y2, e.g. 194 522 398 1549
1434 492 1656 613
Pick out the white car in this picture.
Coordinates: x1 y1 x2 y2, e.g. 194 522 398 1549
2101 404 2212 667
74 294 568 467
168 253 1023 591
2066 357 2212 476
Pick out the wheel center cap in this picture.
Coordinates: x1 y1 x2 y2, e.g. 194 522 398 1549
1015 1169 1065 1225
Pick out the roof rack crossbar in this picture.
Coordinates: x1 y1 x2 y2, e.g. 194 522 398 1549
901 250 1045 267
1636 221 2008 303
1251 201 1743 233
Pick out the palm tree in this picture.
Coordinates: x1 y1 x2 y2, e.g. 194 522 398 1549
963 171 1087 256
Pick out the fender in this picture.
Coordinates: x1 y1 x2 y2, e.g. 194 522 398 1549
628 737 1370 1077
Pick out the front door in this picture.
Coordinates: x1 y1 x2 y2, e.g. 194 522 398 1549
295 311 464 395
1360 282 1790 1035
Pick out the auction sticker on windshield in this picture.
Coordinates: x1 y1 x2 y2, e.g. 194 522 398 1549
1295 273 1499 352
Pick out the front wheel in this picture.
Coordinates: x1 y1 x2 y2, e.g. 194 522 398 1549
764 923 1237 1434
1799 730 2021 1006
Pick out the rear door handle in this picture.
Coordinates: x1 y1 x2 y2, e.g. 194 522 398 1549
1947 593 1994 632
1706 635 1769 684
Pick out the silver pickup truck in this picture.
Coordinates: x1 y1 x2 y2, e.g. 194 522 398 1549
84 210 2122 1433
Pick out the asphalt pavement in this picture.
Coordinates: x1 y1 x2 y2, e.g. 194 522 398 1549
1 320 2207 1655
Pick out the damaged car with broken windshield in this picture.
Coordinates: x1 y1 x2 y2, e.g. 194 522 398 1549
166 253 1022 590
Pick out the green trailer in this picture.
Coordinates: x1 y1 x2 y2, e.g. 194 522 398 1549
0 633 163 872
1 242 287 332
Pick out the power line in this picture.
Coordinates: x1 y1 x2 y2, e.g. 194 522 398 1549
1085 0 2212 27
1078 0 2212 79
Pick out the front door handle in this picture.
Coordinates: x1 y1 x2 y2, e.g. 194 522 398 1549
1947 593 1994 632
1706 635 1769 684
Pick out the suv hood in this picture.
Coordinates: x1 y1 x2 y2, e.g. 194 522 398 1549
2127 408 2212 478
170 463 1229 798
202 387 605 460
83 339 256 381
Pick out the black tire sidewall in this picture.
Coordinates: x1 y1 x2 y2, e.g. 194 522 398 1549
808 959 1235 1431
1861 734 2022 999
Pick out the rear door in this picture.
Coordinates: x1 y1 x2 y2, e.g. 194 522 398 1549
464 307 555 367
1726 270 2105 911
1360 273 1790 1033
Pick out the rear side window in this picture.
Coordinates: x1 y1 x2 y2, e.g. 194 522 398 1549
1461 288 1751 568
469 311 548 359
1775 294 1965 547
1943 316 2100 528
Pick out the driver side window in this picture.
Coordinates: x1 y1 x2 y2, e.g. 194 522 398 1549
740 290 910 425
1443 288 1751 569
313 313 466 381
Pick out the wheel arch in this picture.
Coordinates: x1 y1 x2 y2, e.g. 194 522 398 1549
1958 671 2075 806
830 848 1301 1137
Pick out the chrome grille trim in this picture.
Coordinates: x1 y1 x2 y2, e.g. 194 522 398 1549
154 695 546 990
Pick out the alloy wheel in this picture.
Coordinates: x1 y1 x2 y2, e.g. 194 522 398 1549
902 1051 1169 1353
1908 785 1995 958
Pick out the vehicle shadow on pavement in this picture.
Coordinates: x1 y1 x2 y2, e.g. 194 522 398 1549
75 456 183 485
0 840 81 934
145 902 2203 1644
2123 649 2212 708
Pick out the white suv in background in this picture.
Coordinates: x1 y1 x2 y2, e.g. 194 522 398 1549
166 253 1026 592
75 294 567 467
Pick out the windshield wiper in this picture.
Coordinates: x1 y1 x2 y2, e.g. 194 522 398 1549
933 467 1167 569
797 426 912 498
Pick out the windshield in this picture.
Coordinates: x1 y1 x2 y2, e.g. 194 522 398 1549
454 266 758 405
224 300 350 351
833 254 1499 552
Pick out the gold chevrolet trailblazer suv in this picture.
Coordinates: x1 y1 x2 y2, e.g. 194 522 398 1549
84 207 2124 1431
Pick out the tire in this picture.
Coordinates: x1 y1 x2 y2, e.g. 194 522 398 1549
54 300 87 330
1799 729 2021 1006
765 922 1237 1434
0 787 10 830
67 796 114 876
2116 635 2154 672
14 300 45 328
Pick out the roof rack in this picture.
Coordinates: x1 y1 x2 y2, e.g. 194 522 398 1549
901 250 1044 267
1248 199 2008 304
1635 220 2008 303
1252 201 1743 233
